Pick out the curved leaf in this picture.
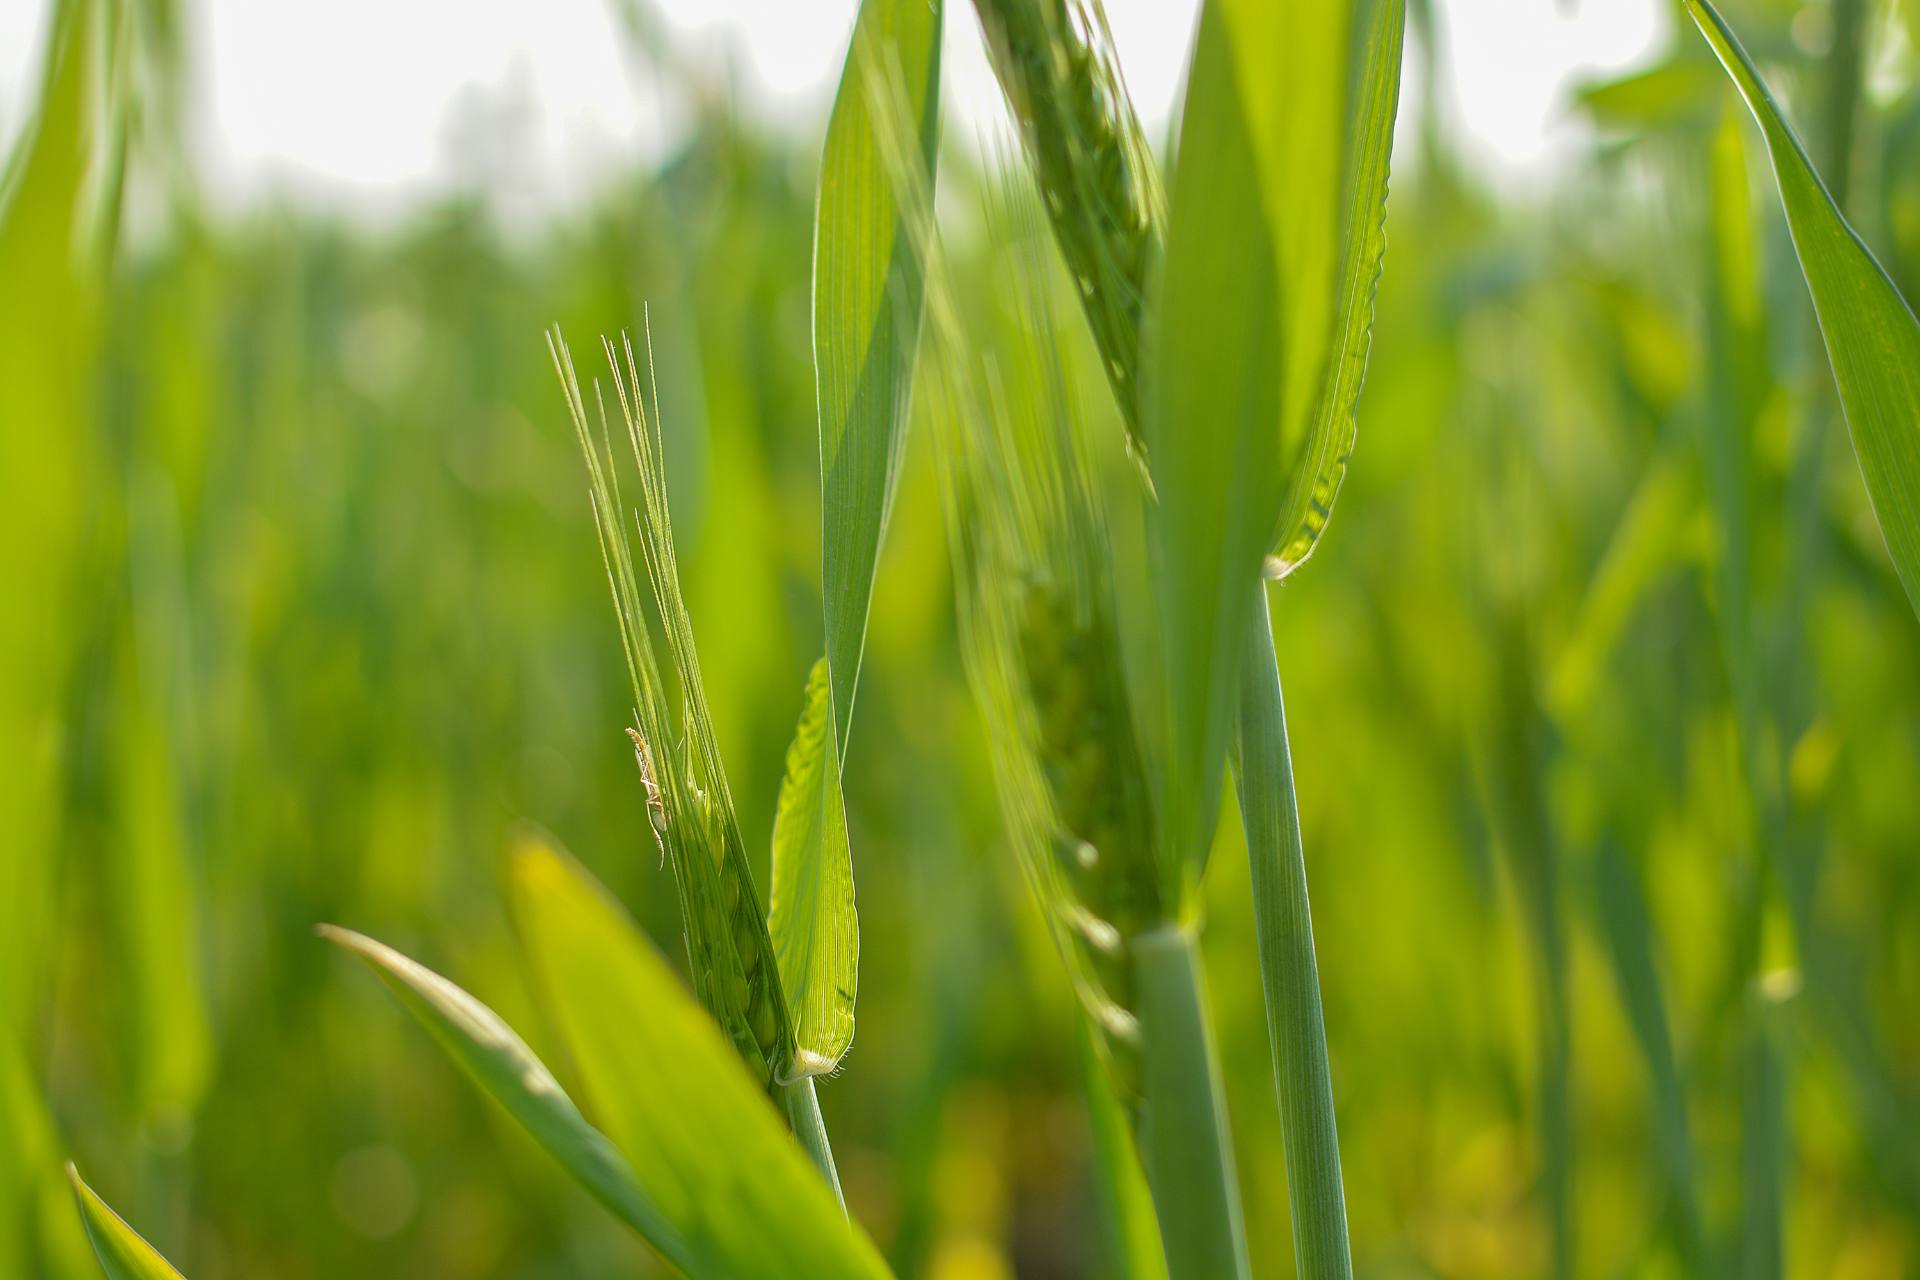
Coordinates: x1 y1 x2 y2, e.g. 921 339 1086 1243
1685 0 1920 621
66 1166 186 1280
767 657 857 1076
815 0 943 749
507 836 891 1280
318 925 689 1270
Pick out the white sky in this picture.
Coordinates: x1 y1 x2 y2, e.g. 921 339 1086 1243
0 0 1669 223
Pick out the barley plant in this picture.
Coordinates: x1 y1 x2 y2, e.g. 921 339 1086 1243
13 0 1920 1276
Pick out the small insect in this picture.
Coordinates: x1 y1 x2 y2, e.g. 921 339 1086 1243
626 726 669 841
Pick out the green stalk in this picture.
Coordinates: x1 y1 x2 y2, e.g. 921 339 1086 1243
1232 588 1353 1280
779 1077 846 1210
1134 926 1250 1280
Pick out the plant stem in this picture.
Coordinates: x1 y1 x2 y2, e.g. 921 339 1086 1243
1232 586 1353 1280
779 1077 845 1210
1134 925 1250 1280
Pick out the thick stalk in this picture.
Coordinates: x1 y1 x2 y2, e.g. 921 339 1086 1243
1134 926 1250 1280
779 1077 845 1210
1232 587 1353 1280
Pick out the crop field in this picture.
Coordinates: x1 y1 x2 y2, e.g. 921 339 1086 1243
4 0 1919 1277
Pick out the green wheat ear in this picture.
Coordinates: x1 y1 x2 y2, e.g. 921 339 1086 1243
919 186 1166 1114
970 0 1164 458
547 327 795 1090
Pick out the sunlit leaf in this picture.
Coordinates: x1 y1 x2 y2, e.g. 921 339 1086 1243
66 1165 186 1280
507 835 891 1280
815 0 943 749
318 925 690 1270
1685 0 1920 621
767 658 858 1076
1145 0 1406 874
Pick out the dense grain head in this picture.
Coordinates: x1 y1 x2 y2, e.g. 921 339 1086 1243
550 327 794 1089
923 200 1167 1109
970 0 1163 457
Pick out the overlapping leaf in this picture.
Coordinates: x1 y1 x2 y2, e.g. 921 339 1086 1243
319 925 689 1269
767 658 857 1076
1685 0 1920 621
1144 0 1405 874
507 837 891 1279
815 0 943 749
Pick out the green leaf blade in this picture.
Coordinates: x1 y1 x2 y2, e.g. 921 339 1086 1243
767 657 858 1076
815 0 944 749
507 837 891 1280
1685 0 1920 620
66 1166 187 1280
1146 0 1285 878
1270 0 1408 577
317 925 690 1270
1145 0 1406 877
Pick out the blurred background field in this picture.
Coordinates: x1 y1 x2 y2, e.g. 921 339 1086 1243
4 0 1919 1276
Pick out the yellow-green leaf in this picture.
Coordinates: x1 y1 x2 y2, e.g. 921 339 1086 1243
507 836 891 1280
767 658 857 1076
66 1166 186 1280
1685 0 1920 621
318 926 690 1270
815 0 943 749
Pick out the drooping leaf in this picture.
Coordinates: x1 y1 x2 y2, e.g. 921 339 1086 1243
318 926 690 1270
1144 0 1406 875
1685 0 1920 621
66 1166 187 1280
815 0 943 750
767 657 857 1076
507 836 891 1280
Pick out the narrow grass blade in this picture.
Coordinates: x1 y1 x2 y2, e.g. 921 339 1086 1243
1589 845 1703 1267
767 657 858 1076
317 925 690 1270
1145 0 1405 875
815 0 943 748
1685 0 1920 620
66 1166 187 1280
1232 591 1351 1280
1545 452 1697 723
1133 927 1249 1280
507 835 891 1279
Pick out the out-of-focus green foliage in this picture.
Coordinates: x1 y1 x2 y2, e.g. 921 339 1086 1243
5 0 1919 1276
